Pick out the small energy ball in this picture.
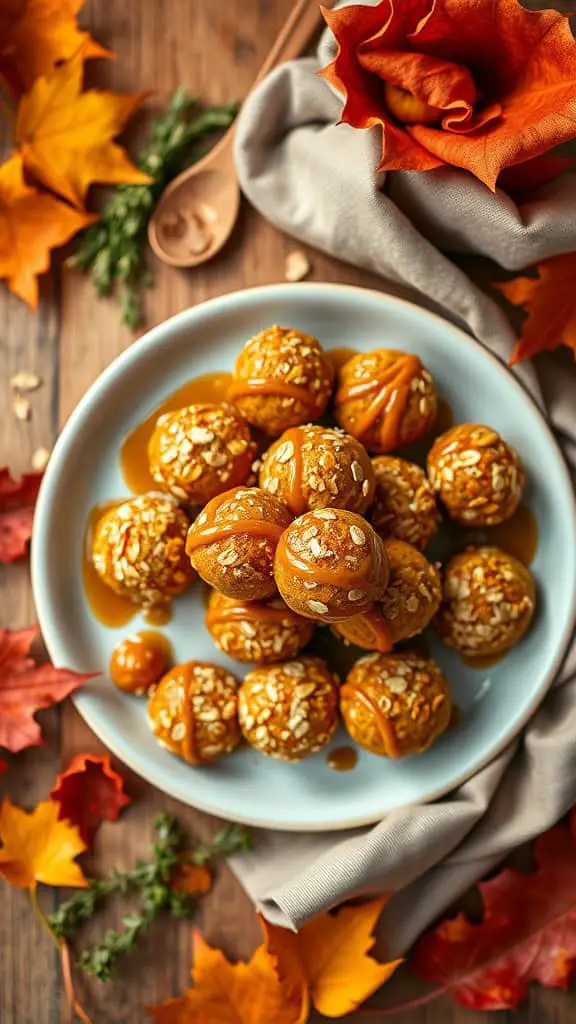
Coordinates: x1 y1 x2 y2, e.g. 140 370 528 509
238 657 339 761
186 487 292 600
379 538 442 643
148 661 241 764
427 424 524 526
206 590 315 664
274 509 389 623
259 424 375 517
435 546 535 658
109 635 169 694
228 325 334 435
334 349 437 453
341 651 452 758
334 538 441 650
92 494 194 607
370 455 440 549
148 402 256 505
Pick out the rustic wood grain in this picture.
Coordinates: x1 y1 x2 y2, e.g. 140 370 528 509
1 1 575 1022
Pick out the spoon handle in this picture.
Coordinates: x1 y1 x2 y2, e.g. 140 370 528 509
252 0 333 90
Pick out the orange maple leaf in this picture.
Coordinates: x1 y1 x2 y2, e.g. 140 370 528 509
0 0 111 96
148 898 401 1023
320 0 576 191
15 49 150 208
0 153 95 307
264 897 402 1018
148 929 308 1024
495 254 576 364
0 798 88 890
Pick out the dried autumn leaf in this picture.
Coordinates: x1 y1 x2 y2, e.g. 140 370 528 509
171 861 212 896
0 798 88 889
495 254 576 363
320 0 576 191
50 753 130 846
0 0 110 96
16 50 150 208
0 464 43 562
0 625 98 755
412 808 576 1010
148 929 309 1024
0 154 96 308
264 897 401 1018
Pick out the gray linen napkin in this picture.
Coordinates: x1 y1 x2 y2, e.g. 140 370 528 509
231 23 576 955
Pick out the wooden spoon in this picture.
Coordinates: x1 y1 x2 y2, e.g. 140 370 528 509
148 0 330 269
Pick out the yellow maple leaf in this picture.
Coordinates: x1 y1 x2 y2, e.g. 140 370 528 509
0 0 111 94
15 49 150 208
0 153 96 307
263 897 403 1018
0 797 88 889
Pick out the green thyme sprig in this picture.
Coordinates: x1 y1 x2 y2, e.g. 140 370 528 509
48 813 251 982
68 89 239 329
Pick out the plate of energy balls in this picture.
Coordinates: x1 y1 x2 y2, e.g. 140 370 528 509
32 284 576 830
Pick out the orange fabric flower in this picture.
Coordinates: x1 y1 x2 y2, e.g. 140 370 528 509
320 0 576 191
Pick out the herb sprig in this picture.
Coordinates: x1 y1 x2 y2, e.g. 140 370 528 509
68 89 239 329
48 813 250 981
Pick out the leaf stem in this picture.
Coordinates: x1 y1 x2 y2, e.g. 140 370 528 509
29 885 57 941
29 887 93 1024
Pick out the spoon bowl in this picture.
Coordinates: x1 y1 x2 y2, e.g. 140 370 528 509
148 141 239 268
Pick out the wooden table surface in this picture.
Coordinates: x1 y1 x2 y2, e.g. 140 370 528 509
0 1 573 1021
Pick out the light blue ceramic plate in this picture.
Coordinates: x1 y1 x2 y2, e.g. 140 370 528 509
32 284 576 831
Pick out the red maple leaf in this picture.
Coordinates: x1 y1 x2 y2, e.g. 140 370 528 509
50 753 130 846
411 807 576 1010
0 467 43 562
0 626 98 755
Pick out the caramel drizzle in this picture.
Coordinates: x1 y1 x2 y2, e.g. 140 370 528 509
187 519 285 552
335 354 422 450
228 378 318 409
338 608 392 653
278 540 373 588
341 682 400 759
205 601 301 629
281 426 306 516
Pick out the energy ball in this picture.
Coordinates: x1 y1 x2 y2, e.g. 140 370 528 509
274 509 389 623
148 402 256 505
427 424 524 526
205 590 315 663
334 349 437 453
259 424 375 516
334 538 441 650
435 546 535 658
109 634 169 695
340 651 452 758
238 656 339 761
148 661 241 764
186 487 292 600
92 494 194 607
370 455 440 549
379 538 442 643
228 325 334 435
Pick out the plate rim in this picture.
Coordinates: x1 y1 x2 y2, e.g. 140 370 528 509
31 281 576 831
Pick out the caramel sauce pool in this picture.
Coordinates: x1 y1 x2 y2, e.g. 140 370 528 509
326 746 358 772
83 502 137 628
121 371 233 494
